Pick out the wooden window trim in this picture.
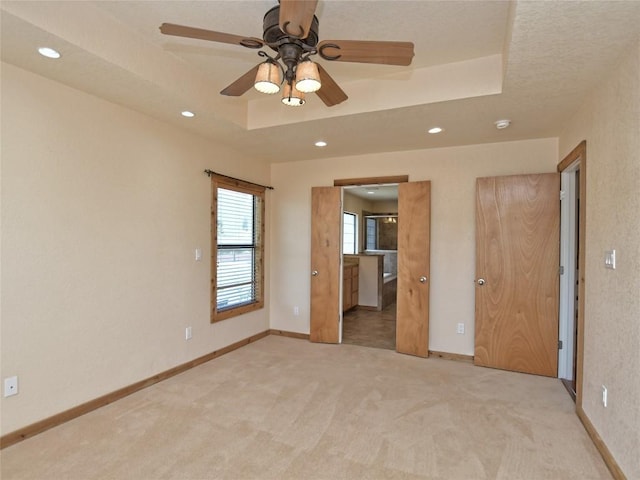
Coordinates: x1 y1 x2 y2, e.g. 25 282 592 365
211 175 265 323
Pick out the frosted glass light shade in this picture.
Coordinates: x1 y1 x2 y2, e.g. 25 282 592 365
38 47 61 59
295 61 321 93
281 82 305 106
254 62 281 94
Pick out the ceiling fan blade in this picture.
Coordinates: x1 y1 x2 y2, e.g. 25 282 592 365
220 65 260 96
160 23 264 49
318 40 415 66
315 64 348 107
279 0 318 39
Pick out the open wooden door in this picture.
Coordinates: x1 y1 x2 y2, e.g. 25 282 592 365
396 181 431 357
474 173 560 376
310 186 341 343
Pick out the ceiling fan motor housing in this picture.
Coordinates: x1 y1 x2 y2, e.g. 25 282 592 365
263 6 319 48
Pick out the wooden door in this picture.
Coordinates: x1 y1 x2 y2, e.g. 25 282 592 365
475 173 559 376
310 186 341 343
396 181 431 357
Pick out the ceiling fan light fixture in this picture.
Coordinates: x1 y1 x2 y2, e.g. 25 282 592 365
281 82 305 107
254 61 281 94
295 60 321 93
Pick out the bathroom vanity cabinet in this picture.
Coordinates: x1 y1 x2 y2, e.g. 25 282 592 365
343 264 359 312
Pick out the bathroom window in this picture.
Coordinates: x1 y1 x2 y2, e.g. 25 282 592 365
211 175 264 322
365 217 377 250
343 212 357 254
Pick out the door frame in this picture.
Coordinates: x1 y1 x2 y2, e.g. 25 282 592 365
334 175 409 188
334 175 409 349
558 160 578 382
557 141 587 405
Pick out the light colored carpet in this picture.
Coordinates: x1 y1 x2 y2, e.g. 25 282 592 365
1 336 610 479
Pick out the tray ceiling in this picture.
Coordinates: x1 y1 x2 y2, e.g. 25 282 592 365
2 1 639 163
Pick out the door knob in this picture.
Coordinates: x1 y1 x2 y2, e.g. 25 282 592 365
476 278 486 285
419 276 428 283
311 270 319 276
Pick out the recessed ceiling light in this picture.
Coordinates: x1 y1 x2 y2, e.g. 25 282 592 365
314 140 327 147
428 127 443 134
367 191 376 194
495 119 511 129
181 111 195 118
38 47 61 59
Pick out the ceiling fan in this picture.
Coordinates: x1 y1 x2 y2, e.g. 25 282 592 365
159 0 414 107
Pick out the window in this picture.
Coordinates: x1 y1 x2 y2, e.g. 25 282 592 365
343 212 357 254
211 175 264 322
365 217 377 250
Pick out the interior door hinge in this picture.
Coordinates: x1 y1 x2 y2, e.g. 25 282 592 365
558 340 563 350
560 190 566 201
559 265 564 275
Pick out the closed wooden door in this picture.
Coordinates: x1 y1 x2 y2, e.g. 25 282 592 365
310 186 341 343
475 173 559 376
396 181 431 357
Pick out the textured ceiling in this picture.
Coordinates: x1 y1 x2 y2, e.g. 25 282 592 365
1 1 639 164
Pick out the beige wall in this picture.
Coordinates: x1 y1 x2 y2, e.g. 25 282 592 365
369 200 398 213
343 190 372 217
559 40 640 479
269 138 558 353
0 64 270 434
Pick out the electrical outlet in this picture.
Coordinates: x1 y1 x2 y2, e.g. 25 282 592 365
456 323 465 334
185 326 193 340
602 385 608 407
195 248 202 262
4 376 18 397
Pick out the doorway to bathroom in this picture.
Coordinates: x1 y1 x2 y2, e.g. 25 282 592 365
342 185 399 350
309 176 431 358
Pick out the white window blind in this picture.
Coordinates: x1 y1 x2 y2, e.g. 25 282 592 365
216 188 259 311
